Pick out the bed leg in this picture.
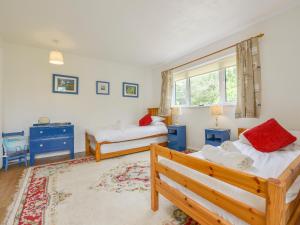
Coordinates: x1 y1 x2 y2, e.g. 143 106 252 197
95 143 101 162
151 144 159 211
85 132 91 156
266 178 286 225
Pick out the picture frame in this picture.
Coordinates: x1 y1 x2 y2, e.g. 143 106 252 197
52 74 79 95
96 81 110 95
122 82 139 98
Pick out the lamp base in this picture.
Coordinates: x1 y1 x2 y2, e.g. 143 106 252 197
215 116 219 128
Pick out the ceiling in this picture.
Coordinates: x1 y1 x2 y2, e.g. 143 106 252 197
0 0 299 67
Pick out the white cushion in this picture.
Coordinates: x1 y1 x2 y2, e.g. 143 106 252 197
239 129 252 146
290 130 300 145
151 116 164 123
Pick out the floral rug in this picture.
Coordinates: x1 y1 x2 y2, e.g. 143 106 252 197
4 151 198 225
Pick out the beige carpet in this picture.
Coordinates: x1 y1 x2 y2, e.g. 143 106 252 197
4 151 197 225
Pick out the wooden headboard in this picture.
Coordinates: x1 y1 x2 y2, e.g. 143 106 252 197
148 108 172 126
238 128 247 137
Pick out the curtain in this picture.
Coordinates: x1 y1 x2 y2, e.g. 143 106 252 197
235 37 261 118
159 70 173 116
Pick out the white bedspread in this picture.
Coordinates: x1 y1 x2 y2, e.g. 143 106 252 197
87 123 168 142
160 140 300 225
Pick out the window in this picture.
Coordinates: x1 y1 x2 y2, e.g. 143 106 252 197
173 55 237 107
175 79 187 105
225 66 237 103
190 71 219 106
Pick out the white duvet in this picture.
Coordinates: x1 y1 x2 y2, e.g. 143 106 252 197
160 140 300 225
87 122 168 142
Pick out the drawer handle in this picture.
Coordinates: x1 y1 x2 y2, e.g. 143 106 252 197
40 131 44 134
40 144 44 147
63 141 67 145
63 129 66 132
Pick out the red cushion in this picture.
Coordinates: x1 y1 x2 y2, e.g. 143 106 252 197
244 119 297 152
139 114 152 126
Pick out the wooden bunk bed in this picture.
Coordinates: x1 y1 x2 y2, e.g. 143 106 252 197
85 108 172 162
150 130 300 225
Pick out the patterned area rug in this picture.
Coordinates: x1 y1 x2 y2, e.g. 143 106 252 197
4 152 198 225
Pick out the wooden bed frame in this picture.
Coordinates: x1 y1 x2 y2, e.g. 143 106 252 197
150 130 300 225
85 108 172 162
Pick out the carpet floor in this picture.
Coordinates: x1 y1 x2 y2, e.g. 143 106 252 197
3 151 198 225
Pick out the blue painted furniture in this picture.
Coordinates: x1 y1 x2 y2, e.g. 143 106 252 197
29 123 74 166
168 125 186 151
2 131 28 171
205 128 230 146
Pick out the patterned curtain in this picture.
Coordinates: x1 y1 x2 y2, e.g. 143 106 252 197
235 37 261 118
159 70 173 116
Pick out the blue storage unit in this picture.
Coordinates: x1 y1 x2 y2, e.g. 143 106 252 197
168 125 186 151
29 123 74 165
205 128 230 146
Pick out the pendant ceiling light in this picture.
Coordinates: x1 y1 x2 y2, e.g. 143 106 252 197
49 40 64 65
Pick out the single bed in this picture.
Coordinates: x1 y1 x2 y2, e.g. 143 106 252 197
150 129 300 225
85 108 172 161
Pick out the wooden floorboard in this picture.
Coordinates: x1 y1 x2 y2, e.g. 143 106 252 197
0 152 85 224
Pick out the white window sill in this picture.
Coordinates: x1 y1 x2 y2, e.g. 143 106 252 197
172 103 236 109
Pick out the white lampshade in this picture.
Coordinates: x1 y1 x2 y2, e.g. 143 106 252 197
49 50 64 65
171 107 182 116
210 105 223 116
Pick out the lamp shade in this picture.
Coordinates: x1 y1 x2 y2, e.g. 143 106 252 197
49 50 64 65
210 105 223 116
171 107 182 116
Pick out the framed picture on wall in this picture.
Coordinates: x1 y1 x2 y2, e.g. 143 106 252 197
96 81 110 95
52 74 79 94
122 82 139 98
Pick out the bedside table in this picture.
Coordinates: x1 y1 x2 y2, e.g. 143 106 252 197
205 128 230 146
168 125 186 151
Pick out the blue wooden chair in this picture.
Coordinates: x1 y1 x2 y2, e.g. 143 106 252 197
2 131 28 171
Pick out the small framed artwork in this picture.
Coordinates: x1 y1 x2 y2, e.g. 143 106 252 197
122 82 139 98
52 74 79 94
96 81 110 95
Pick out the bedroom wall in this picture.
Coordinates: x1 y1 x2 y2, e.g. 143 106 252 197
0 37 3 168
2 43 155 153
152 6 300 150
0 37 3 136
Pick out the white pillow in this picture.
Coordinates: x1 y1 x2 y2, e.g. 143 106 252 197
151 116 164 123
151 121 165 126
290 130 300 145
281 130 300 150
239 129 252 146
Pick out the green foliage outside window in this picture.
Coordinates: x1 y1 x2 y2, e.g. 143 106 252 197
175 79 187 105
174 66 237 106
190 71 219 105
225 66 237 103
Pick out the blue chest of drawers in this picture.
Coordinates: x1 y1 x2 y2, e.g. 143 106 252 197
168 125 186 151
205 128 230 146
29 124 74 165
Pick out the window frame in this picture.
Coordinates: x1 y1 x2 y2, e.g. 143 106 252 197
174 78 188 106
173 65 237 108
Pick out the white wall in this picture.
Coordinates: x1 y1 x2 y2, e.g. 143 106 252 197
2 43 155 153
0 36 3 135
0 37 3 167
152 6 300 150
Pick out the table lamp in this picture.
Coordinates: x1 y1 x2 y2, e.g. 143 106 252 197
171 107 182 125
210 105 223 128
